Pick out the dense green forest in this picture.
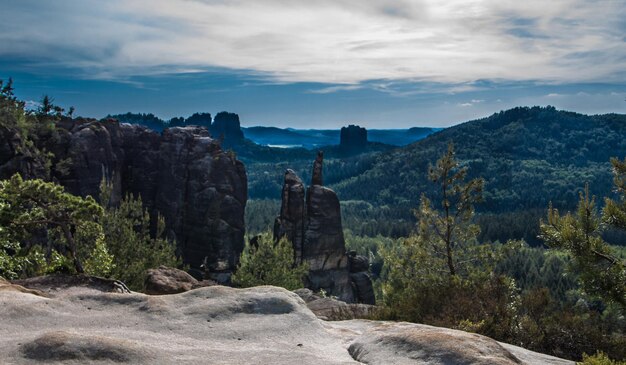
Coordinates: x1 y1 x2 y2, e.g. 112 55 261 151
246 107 626 246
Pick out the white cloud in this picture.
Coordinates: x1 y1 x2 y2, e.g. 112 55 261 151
458 99 485 107
24 100 41 110
307 84 364 94
1 0 624 85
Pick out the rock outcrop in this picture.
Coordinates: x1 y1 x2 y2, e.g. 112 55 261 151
211 111 244 144
339 124 367 154
311 150 323 185
275 153 374 303
273 169 306 263
1 118 247 281
348 252 376 305
0 123 49 180
0 279 574 365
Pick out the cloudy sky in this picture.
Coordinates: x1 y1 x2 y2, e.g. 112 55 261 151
1 0 625 128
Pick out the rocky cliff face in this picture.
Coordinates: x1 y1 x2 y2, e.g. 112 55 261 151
274 153 374 303
0 123 49 180
1 118 247 281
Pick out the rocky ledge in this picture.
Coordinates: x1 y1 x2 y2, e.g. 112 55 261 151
0 277 572 365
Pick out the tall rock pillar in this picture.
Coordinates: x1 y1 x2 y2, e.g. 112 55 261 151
275 151 374 304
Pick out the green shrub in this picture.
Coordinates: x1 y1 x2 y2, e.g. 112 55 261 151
232 232 308 290
579 352 626 365
100 181 180 291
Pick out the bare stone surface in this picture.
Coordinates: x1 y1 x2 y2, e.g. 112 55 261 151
0 279 573 365
0 283 356 365
324 320 574 365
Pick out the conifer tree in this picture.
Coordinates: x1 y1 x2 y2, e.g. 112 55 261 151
0 174 103 274
415 143 485 276
541 175 626 307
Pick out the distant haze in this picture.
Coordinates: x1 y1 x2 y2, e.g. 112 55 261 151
1 1 624 127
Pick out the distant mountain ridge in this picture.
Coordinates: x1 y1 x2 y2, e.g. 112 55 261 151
107 112 438 149
332 106 626 213
243 126 439 149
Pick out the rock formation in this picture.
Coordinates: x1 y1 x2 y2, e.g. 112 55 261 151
273 169 306 263
274 153 374 303
348 252 376 305
339 124 367 154
311 151 323 185
211 111 244 144
0 122 49 180
0 278 574 365
0 118 248 282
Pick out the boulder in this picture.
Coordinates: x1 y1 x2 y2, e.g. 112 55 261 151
144 266 216 295
347 251 369 273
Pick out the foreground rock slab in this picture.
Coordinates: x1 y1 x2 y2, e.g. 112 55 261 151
0 281 573 365
324 320 573 365
0 284 356 364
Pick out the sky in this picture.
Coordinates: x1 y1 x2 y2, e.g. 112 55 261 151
1 0 625 128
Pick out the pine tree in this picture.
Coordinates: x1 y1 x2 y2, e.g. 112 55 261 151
540 182 626 307
0 174 103 274
415 143 485 276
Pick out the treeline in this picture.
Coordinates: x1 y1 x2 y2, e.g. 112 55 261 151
105 112 212 131
333 106 626 213
249 107 626 246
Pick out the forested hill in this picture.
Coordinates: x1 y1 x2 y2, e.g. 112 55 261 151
332 106 626 215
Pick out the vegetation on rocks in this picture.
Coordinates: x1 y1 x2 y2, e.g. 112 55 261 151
99 181 180 291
